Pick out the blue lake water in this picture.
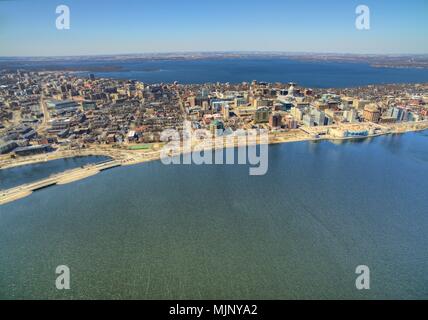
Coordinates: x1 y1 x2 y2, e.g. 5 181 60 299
3 58 428 87
1 131 427 299
90 59 428 87
0 156 110 190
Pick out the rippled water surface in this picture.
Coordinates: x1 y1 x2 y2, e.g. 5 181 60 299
1 132 428 299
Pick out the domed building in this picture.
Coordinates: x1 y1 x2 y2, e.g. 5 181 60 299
282 82 300 101
287 82 296 96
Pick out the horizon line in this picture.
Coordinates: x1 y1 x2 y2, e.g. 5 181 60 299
1 50 428 59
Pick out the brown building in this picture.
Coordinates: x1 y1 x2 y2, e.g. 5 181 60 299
286 117 298 129
254 107 270 124
269 113 282 128
187 96 196 108
363 104 381 123
379 116 397 124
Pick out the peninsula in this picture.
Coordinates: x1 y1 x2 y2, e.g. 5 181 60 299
1 70 428 204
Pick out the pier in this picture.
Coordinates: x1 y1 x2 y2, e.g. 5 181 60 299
0 160 121 205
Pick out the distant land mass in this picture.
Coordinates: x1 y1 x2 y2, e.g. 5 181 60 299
1 52 428 71
2 52 428 88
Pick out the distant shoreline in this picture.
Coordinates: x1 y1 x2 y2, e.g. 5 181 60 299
2 53 428 72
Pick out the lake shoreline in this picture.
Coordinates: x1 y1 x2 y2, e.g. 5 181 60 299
1 122 428 205
2 120 428 170
3 123 428 299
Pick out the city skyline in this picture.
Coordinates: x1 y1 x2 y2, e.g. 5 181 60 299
2 0 428 304
0 0 427 56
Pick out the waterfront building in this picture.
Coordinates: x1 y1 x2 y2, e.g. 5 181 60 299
363 104 381 123
324 115 332 125
343 109 357 123
380 116 397 124
311 109 326 126
387 106 404 121
407 112 419 122
302 114 315 127
346 130 369 137
14 144 54 156
400 109 410 122
0 141 18 154
329 128 369 138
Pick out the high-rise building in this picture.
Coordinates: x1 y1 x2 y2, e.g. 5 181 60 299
202 101 209 111
302 114 315 127
363 104 381 123
211 100 229 113
311 109 325 126
210 119 225 136
254 107 270 123
344 109 357 123
253 99 269 108
390 107 402 121
234 96 247 107
269 113 282 128
223 104 230 120
188 96 196 108
201 88 209 98
286 117 298 129
290 107 304 120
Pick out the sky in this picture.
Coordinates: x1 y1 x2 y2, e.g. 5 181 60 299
0 0 427 56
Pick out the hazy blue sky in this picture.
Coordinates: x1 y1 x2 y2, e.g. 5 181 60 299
0 0 427 56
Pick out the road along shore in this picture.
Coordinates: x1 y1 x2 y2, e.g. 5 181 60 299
1 121 428 205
